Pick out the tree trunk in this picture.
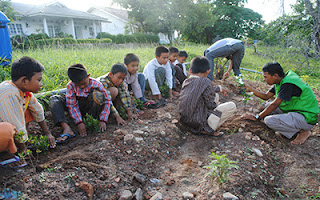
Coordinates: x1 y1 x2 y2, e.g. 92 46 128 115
303 0 320 57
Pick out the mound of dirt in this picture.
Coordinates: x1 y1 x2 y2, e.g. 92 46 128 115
1 78 319 200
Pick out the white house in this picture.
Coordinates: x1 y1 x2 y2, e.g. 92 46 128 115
88 6 170 44
9 2 110 39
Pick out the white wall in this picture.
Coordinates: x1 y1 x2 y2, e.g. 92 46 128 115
90 9 127 35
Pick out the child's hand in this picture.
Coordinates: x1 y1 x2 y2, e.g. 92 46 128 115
77 123 87 137
99 121 107 132
116 114 127 126
47 133 56 148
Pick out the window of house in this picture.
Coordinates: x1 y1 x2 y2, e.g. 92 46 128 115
48 25 60 37
8 24 23 35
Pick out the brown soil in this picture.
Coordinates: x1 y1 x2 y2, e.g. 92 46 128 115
1 78 320 200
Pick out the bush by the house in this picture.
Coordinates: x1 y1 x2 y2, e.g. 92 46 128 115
96 32 159 43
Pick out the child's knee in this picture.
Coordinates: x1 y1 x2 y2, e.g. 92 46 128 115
108 87 118 101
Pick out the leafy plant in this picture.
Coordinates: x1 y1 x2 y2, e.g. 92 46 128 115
203 152 239 184
132 97 144 110
159 84 170 99
118 105 128 120
235 75 253 103
14 131 25 142
28 134 50 153
83 113 99 133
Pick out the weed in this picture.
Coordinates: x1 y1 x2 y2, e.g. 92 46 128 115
235 75 252 103
274 187 289 198
203 152 239 185
306 193 320 200
83 113 99 133
64 173 76 183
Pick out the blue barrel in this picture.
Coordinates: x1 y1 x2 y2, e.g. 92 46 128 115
0 11 12 66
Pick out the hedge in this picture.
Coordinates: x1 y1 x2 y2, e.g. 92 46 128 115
11 33 112 49
96 32 159 43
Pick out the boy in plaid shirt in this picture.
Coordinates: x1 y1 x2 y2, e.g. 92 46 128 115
98 63 136 125
50 64 111 140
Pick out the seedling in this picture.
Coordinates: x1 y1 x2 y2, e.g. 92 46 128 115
64 173 76 183
83 113 99 133
235 76 253 103
159 84 170 98
203 152 239 185
14 131 25 143
28 134 50 153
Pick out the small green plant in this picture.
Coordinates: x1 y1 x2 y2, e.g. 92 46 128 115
274 187 289 198
14 131 25 142
28 134 50 153
159 84 170 98
83 113 99 133
203 152 239 184
18 149 32 159
118 105 128 120
306 193 320 200
132 97 144 110
235 75 253 103
64 173 76 183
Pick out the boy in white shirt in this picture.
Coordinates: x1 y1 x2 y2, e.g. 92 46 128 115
143 46 174 100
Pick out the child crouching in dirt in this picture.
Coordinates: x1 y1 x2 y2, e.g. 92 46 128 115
49 64 112 141
98 63 138 126
179 56 236 136
0 57 56 168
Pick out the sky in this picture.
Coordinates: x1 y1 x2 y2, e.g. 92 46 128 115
11 0 297 23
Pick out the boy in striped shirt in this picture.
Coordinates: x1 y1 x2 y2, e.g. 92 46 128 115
50 64 112 140
0 57 56 167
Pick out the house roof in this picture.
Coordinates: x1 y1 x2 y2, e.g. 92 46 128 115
88 7 129 22
11 2 110 22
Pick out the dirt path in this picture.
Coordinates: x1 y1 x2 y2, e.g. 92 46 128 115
0 79 319 200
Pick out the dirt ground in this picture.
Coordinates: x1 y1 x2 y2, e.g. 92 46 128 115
1 78 320 200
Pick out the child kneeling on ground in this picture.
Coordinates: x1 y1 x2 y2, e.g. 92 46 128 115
179 56 236 136
50 64 112 140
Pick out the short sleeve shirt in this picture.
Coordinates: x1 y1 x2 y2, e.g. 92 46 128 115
269 83 302 101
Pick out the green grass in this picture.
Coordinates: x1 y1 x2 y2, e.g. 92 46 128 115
7 43 320 92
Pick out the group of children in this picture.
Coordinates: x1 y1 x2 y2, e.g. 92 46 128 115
0 45 236 169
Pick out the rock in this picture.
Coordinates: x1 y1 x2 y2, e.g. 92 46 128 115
119 190 132 200
183 192 194 200
126 150 132 154
150 192 163 200
240 123 246 128
238 128 244 133
133 130 144 135
245 135 251 140
150 178 161 185
133 188 143 200
172 119 178 124
134 172 146 184
253 109 259 113
124 134 134 144
135 137 144 143
248 155 256 160
252 148 263 157
223 192 239 200
252 136 261 141
79 181 94 200
160 131 166 137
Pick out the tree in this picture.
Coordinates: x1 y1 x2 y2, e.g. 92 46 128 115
0 0 18 21
175 0 216 43
211 0 264 39
302 0 320 56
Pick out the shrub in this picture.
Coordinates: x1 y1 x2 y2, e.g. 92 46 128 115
96 32 159 43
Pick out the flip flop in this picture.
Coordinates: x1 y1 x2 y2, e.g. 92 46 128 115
56 133 75 144
0 156 27 169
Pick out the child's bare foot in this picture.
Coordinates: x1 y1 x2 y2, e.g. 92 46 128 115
56 123 76 142
290 130 311 145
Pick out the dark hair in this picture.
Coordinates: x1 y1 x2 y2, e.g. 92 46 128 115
190 56 210 73
11 56 45 81
67 64 88 83
124 53 139 65
169 46 179 54
110 63 128 75
178 50 188 58
261 62 285 77
155 45 169 57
